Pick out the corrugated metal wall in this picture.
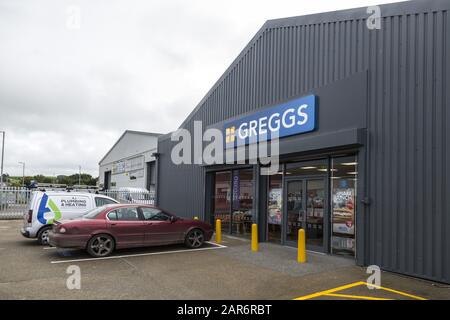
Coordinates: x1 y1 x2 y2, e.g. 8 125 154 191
366 8 449 283
158 0 450 283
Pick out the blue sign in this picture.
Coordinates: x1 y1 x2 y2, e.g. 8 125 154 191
224 94 316 148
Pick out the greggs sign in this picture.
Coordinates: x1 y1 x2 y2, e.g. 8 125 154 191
224 94 316 148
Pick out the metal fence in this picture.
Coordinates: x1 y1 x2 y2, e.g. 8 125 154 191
99 189 156 205
0 187 156 220
0 187 32 219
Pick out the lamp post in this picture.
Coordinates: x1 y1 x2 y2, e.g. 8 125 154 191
0 131 5 188
18 162 25 187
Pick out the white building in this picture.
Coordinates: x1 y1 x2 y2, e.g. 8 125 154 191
98 130 161 191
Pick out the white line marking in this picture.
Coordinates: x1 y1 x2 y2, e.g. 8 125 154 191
206 241 227 248
50 242 227 264
43 247 57 250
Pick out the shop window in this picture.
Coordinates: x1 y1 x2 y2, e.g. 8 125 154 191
267 173 282 243
213 169 254 238
331 156 357 256
231 169 254 238
285 159 328 176
213 171 231 234
305 179 325 247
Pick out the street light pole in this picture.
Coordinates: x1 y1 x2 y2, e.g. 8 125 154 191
18 162 25 187
0 131 5 188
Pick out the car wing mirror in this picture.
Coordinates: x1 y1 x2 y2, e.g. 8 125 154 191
169 216 176 223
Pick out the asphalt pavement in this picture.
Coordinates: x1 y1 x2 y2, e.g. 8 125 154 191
0 220 448 300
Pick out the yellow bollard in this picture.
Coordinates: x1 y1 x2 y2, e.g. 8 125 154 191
298 228 306 263
251 223 258 252
215 219 222 243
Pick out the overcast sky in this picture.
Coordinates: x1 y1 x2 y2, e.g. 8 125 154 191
0 0 404 177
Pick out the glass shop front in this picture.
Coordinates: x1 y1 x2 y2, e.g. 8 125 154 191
210 153 357 257
212 168 255 238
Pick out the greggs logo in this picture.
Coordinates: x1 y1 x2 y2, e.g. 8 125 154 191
225 127 236 144
224 94 316 148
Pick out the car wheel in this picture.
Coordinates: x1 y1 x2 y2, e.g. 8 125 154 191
87 234 115 257
37 226 52 245
185 229 205 249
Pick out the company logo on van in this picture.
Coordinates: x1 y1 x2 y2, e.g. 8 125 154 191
37 193 62 225
224 94 316 148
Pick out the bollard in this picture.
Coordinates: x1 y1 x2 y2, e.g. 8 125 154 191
298 228 306 263
251 223 258 252
215 219 222 243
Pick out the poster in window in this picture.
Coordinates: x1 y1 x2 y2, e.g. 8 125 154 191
268 188 282 225
332 185 355 235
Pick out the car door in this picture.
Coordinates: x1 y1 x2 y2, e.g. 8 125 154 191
106 207 145 248
140 207 184 245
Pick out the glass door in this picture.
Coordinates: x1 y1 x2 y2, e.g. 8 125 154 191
305 179 326 251
284 177 327 253
285 180 304 243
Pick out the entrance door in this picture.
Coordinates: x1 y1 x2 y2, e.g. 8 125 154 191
104 171 111 190
284 177 328 252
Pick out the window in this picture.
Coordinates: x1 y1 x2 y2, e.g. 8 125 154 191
212 169 254 238
84 206 107 219
331 155 357 256
107 210 117 220
146 161 156 192
140 207 170 221
231 169 254 238
267 172 282 243
95 197 117 207
213 171 231 234
109 207 140 221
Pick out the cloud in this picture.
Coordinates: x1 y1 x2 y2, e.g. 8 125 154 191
0 0 403 176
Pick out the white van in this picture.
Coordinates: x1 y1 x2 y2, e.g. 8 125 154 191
20 191 118 245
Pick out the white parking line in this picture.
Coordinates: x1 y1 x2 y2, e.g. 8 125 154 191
206 241 227 248
50 242 227 264
43 247 57 250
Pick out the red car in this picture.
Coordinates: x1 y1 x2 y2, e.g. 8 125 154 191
48 204 213 257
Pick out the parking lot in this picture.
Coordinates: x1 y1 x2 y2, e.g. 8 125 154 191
0 219 448 300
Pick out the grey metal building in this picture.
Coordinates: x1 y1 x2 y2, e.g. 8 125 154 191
156 0 450 284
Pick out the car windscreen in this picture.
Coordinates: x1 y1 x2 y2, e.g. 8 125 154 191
83 206 107 219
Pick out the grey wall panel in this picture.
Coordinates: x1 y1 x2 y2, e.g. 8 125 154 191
365 9 449 283
158 0 450 283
